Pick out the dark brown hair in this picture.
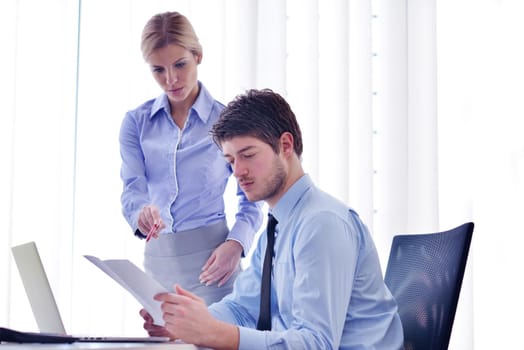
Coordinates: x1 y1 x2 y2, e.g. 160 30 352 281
211 89 303 157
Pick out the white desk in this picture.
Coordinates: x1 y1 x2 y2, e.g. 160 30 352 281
0 343 203 350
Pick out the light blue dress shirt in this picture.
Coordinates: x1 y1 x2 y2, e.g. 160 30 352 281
119 82 263 251
209 174 404 349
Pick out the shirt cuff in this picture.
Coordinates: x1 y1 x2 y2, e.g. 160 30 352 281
225 238 245 255
228 220 254 256
238 327 267 350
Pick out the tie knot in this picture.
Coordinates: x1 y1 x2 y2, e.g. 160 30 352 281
267 214 278 232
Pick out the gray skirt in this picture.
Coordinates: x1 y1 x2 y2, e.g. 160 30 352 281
143 221 240 305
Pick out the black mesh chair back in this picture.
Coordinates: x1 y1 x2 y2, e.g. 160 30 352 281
384 222 474 350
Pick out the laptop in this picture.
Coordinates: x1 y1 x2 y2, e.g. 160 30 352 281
10 241 170 343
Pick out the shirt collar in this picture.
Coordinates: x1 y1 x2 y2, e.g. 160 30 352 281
270 174 313 226
148 81 213 123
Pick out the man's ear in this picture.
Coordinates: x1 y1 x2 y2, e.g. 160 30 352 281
279 132 295 156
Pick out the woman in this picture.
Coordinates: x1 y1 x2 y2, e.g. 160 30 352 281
119 11 263 305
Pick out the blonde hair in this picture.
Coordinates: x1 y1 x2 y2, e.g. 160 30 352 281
141 11 202 61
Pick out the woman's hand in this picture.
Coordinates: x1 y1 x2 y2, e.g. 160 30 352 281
199 240 243 287
137 205 166 239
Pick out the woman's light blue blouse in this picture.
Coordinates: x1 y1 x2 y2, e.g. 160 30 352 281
119 82 263 252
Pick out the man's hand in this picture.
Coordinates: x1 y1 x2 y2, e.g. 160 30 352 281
199 240 243 287
155 285 239 349
138 308 174 339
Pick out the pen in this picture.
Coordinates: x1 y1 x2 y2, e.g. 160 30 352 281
145 223 159 242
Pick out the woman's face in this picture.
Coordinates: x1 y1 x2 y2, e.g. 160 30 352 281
147 44 200 107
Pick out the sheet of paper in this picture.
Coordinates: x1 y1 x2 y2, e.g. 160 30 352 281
84 255 167 326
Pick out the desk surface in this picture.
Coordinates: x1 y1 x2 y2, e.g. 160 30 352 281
0 343 202 350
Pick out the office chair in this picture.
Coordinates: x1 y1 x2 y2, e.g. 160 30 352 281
384 222 474 350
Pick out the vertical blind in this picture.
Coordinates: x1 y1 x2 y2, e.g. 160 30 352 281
1 0 523 348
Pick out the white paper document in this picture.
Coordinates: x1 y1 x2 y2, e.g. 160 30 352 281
84 255 167 326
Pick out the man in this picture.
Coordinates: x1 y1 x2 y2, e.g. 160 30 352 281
141 89 404 349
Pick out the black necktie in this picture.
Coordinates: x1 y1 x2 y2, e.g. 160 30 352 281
257 214 278 331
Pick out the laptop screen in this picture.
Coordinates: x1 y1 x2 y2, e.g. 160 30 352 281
10 241 171 343
11 241 66 334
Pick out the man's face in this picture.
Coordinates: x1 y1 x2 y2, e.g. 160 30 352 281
222 135 287 207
